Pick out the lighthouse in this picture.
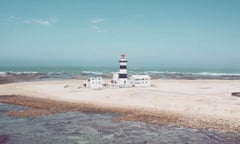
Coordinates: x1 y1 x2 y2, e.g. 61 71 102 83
84 53 152 89
118 54 128 85
111 53 151 88
112 54 130 87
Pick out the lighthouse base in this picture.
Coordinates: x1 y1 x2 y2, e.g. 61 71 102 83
117 79 130 88
111 73 131 88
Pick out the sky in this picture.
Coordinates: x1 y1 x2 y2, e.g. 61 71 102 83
0 0 240 69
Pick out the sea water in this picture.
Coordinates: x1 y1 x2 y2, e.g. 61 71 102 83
1 66 240 80
0 103 240 144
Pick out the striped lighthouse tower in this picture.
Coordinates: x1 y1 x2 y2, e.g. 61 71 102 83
118 54 128 85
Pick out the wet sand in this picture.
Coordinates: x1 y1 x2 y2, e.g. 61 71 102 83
0 95 125 117
0 94 240 132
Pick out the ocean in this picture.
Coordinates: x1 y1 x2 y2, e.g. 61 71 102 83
1 66 240 81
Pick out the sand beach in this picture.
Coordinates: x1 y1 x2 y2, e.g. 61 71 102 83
0 79 240 131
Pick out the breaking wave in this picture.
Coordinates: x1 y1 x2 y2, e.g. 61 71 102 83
81 71 104 75
1 69 240 80
143 71 240 76
5 71 40 75
0 72 6 75
196 72 240 76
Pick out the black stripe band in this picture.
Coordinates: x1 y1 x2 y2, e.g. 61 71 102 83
120 65 127 69
119 60 128 63
119 74 127 78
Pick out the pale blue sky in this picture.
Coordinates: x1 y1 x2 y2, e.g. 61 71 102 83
0 0 240 68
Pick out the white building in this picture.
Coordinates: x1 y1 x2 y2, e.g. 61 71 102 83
130 75 151 87
84 77 103 89
112 72 119 84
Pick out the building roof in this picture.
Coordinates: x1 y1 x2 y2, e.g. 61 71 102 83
130 75 151 79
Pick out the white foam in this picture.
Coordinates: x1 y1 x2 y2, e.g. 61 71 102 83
7 71 39 75
81 71 104 75
144 71 240 76
0 72 6 75
144 71 181 74
196 72 240 76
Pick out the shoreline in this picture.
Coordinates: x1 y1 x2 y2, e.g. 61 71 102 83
0 95 240 132
0 79 240 132
1 70 240 85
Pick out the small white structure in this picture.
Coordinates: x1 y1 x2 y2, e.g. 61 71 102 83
130 75 151 87
112 72 119 84
84 77 103 89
